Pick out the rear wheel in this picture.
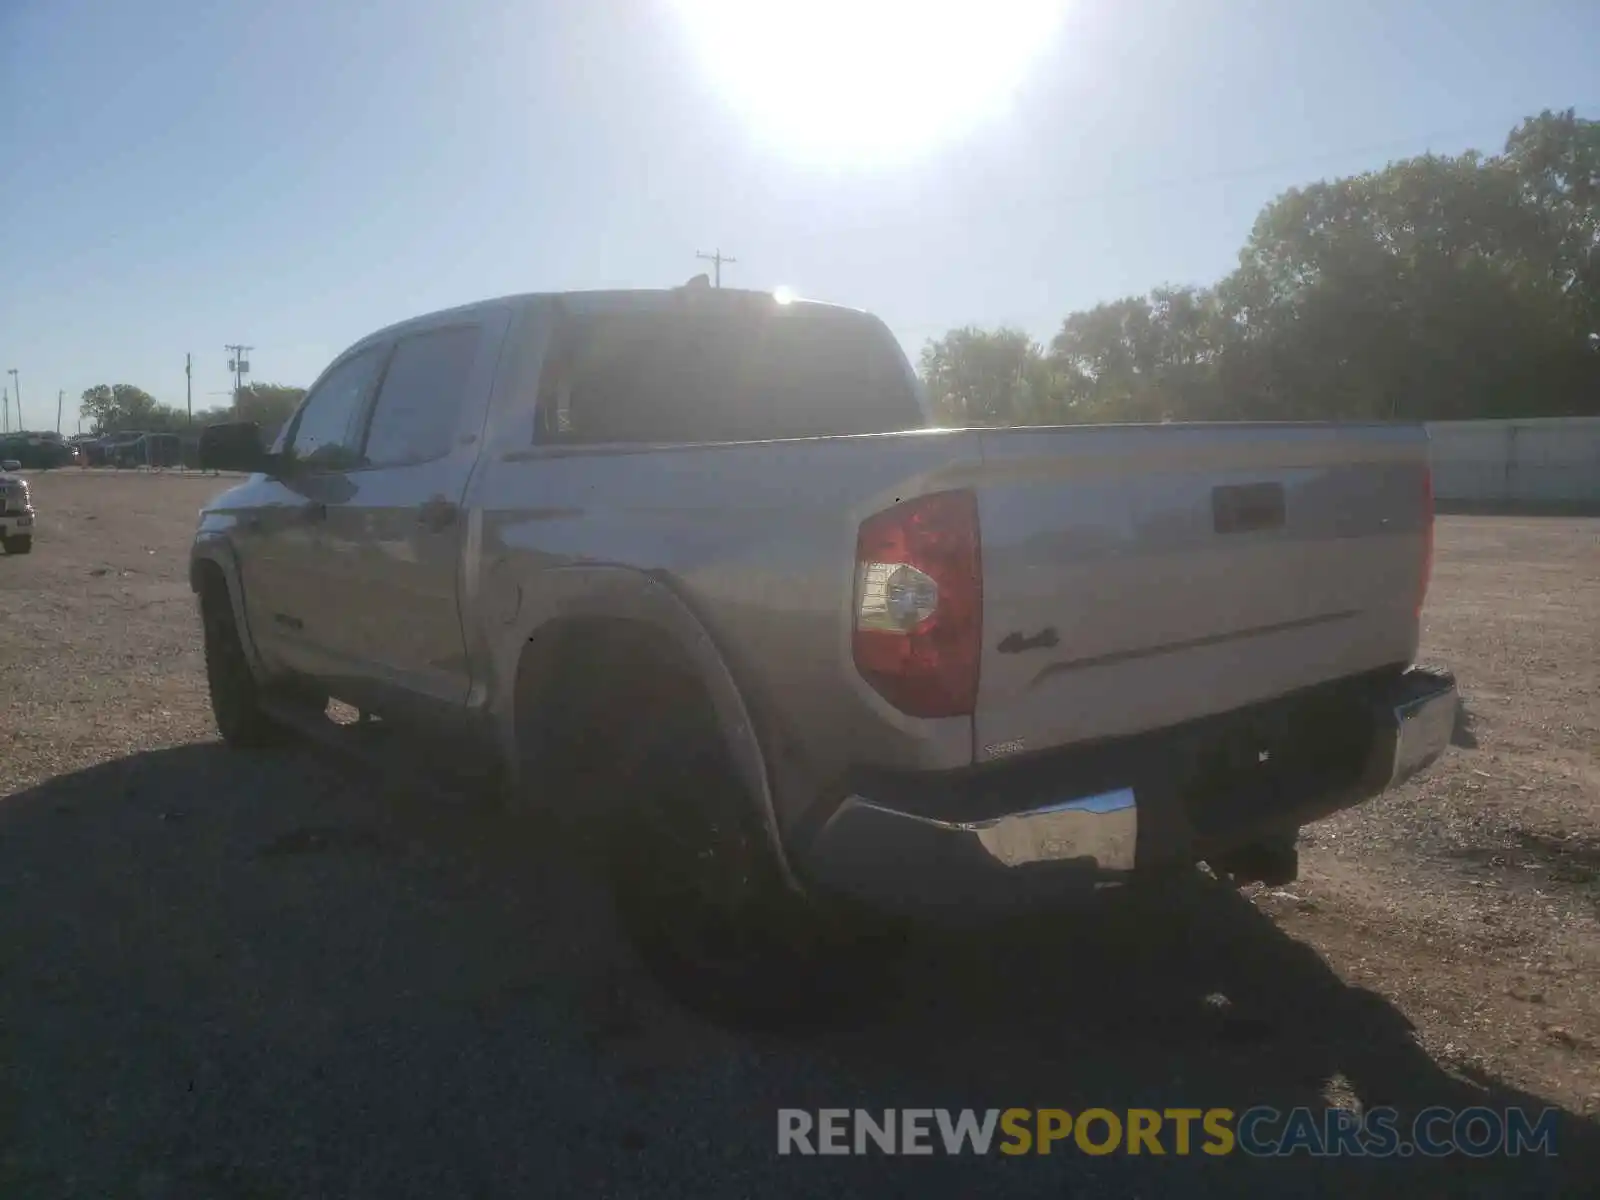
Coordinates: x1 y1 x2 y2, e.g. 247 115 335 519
2 535 31 555
606 688 903 1028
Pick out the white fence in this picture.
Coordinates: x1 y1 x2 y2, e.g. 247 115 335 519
1426 416 1600 506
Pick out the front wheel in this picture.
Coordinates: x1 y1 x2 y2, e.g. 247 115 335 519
201 585 282 748
2 535 31 554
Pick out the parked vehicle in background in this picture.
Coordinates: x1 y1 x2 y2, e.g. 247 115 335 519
0 432 73 470
1 459 20 472
198 421 264 472
190 284 1456 1011
0 466 35 553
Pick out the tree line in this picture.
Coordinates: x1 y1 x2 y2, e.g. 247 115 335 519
921 109 1599 426
78 383 304 441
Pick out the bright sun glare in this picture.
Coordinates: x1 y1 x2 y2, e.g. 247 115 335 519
669 0 1070 166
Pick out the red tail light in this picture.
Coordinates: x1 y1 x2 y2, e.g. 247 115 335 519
1417 465 1434 617
852 489 982 718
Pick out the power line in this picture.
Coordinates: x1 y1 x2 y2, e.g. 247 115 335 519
695 249 737 287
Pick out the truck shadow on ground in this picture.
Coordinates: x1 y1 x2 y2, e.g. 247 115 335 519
1 742 1596 1198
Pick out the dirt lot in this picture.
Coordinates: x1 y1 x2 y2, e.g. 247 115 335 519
2 470 1597 1198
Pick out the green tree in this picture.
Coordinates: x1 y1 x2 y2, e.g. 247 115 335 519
80 384 165 433
918 327 1060 425
1228 144 1594 419
1503 108 1600 337
925 110 1599 428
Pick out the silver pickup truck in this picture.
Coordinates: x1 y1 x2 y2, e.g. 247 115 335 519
192 284 1455 993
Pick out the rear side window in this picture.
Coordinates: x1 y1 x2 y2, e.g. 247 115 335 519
362 325 481 467
536 303 923 444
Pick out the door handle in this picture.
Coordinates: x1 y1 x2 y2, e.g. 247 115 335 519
417 498 458 531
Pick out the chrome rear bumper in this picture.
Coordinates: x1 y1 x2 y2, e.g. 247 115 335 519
1382 668 1459 789
800 668 1457 915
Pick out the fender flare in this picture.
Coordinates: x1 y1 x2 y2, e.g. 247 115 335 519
189 534 266 676
491 564 798 891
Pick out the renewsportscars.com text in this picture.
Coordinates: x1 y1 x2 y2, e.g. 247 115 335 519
777 1106 1559 1158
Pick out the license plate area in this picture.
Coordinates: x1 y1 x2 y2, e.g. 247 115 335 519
1181 691 1373 836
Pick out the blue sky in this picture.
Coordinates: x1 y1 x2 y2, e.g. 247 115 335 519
2 0 1596 434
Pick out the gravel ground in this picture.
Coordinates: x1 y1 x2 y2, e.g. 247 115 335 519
1 471 1597 1198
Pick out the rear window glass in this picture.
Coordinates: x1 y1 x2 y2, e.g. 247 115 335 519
536 303 924 444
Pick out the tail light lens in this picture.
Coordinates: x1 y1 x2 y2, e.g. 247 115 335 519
1417 465 1434 617
852 489 982 717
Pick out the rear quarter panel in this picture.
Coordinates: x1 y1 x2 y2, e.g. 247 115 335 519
470 426 987 833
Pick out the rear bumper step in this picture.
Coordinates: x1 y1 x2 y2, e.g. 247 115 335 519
799 667 1457 915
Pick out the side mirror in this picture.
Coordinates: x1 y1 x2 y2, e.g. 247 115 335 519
198 421 269 474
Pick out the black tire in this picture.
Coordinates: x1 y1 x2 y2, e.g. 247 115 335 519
606 703 904 1029
200 583 283 748
2 535 31 555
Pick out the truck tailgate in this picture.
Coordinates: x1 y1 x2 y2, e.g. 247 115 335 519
972 423 1431 762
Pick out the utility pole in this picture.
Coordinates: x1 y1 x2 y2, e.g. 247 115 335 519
57 390 64 434
224 344 253 411
695 249 737 287
186 353 193 427
6 369 20 432
2 388 8 433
